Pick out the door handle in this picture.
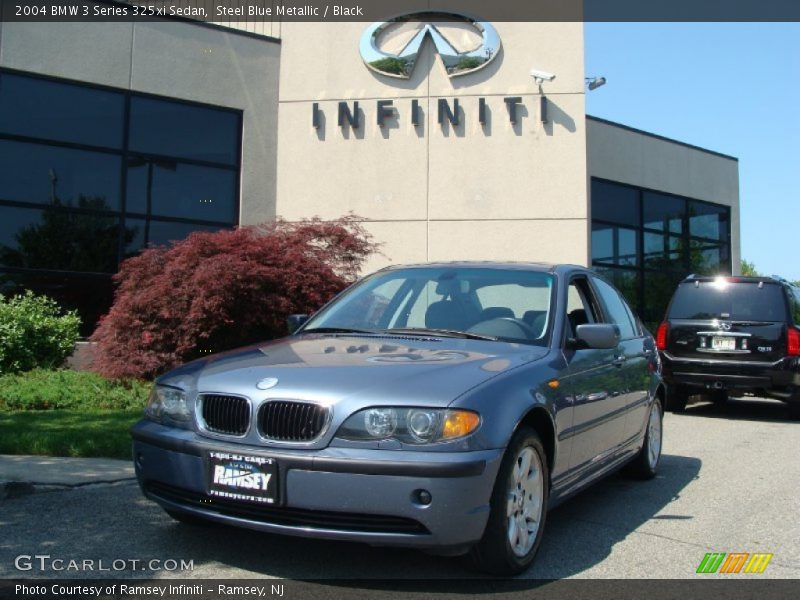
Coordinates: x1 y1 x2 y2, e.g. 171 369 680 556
612 356 627 367
643 349 654 357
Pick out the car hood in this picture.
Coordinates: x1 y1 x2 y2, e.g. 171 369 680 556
159 333 548 407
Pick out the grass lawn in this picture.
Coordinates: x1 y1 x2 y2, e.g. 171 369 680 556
0 409 141 459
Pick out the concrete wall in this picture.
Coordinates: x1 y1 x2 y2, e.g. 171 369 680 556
586 117 741 274
273 21 588 274
0 14 281 225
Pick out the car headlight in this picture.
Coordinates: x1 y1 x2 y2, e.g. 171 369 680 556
337 407 480 444
145 385 192 427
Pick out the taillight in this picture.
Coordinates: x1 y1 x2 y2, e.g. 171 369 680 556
788 327 800 356
656 322 669 351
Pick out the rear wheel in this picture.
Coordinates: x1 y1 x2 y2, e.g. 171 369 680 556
710 390 728 406
787 402 800 421
624 398 663 479
471 427 549 576
665 384 688 412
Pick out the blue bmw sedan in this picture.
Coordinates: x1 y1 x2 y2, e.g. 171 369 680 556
132 263 664 574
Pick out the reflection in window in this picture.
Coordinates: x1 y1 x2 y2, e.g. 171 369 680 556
643 192 684 234
0 205 124 273
0 140 121 209
126 157 237 222
0 72 125 148
689 201 729 241
0 270 113 338
591 223 638 266
129 96 239 165
0 70 242 336
591 179 640 227
591 178 732 329
124 218 225 256
643 233 684 269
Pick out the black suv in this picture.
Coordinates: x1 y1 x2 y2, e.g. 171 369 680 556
657 275 800 417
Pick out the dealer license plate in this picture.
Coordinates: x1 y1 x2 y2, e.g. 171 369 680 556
711 337 736 351
208 451 277 504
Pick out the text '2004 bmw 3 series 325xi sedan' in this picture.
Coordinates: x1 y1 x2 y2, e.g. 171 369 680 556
132 263 664 574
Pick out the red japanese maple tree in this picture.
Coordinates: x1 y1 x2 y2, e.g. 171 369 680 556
91 215 379 379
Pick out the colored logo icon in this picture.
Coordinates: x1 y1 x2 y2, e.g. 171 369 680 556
696 552 773 574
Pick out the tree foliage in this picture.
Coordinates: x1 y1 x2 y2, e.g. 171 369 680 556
90 216 379 379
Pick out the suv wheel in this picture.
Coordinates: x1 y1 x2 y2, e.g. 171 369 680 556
665 385 688 412
788 402 800 421
471 427 549 576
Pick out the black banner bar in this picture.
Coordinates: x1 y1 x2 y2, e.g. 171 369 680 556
1 0 800 22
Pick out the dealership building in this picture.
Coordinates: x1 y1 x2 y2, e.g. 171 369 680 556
0 4 740 335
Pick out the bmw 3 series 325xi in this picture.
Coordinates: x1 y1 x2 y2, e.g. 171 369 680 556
132 263 664 574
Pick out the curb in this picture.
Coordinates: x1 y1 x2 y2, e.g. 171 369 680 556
0 478 136 500
0 481 36 500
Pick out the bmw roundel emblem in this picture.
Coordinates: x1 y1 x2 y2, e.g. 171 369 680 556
256 377 279 390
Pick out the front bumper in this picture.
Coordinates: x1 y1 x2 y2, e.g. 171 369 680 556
132 421 503 549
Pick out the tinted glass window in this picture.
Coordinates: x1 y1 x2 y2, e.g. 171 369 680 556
0 206 119 273
592 266 638 312
593 277 636 339
643 232 683 269
643 192 685 234
643 271 686 325
0 140 121 209
124 219 226 256
668 282 787 322
591 180 640 227
689 201 729 241
591 223 638 266
129 97 239 165
0 270 113 338
126 159 237 222
0 73 124 148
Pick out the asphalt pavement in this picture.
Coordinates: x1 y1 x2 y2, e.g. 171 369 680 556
1 396 798 580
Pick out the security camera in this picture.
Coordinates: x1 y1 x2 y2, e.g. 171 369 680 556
530 69 556 83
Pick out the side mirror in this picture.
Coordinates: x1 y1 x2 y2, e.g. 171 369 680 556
574 323 620 349
286 314 309 334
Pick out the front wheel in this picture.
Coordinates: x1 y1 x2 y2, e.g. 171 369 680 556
625 398 663 480
471 427 549 576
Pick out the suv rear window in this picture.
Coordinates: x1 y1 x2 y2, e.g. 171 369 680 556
668 281 787 322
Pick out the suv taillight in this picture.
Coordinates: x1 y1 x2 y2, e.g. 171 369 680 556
656 322 669 351
788 327 800 356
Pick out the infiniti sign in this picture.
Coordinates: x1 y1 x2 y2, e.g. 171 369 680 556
359 11 501 79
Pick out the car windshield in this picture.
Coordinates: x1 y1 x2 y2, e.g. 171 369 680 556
668 280 787 321
303 267 555 345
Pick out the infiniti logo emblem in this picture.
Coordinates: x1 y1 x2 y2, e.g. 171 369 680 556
719 322 732 331
256 377 279 390
360 11 501 79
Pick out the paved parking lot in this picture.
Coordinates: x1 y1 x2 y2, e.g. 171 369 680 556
1 397 798 580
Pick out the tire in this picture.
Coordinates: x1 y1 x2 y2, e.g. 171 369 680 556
710 390 728 406
787 402 800 421
165 508 212 527
471 427 549 576
624 398 663 480
665 384 688 412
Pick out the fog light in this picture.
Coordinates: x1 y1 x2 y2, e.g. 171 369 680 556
413 489 432 506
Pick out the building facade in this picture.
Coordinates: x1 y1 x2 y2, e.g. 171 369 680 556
0 7 739 335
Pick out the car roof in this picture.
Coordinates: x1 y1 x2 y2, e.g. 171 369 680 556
680 274 790 286
376 261 590 275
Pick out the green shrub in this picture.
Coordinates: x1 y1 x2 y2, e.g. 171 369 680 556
0 369 150 411
0 291 81 374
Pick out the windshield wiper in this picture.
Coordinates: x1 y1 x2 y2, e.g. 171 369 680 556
384 328 498 341
301 327 377 335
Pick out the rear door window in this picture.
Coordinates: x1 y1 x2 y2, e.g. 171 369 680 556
668 281 787 322
592 277 637 339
